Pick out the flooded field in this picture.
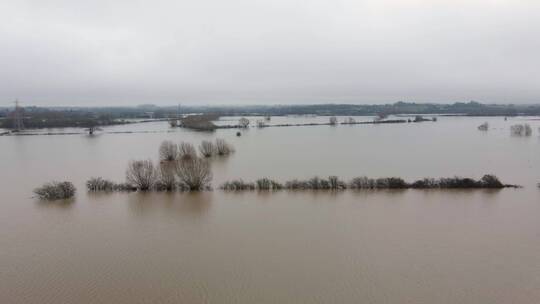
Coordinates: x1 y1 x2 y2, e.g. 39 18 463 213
1 116 540 303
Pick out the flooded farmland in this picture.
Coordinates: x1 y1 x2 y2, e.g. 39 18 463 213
1 116 540 304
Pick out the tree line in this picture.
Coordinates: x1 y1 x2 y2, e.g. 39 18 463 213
221 175 517 191
33 138 525 201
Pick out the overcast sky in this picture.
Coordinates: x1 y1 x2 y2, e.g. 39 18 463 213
1 0 539 106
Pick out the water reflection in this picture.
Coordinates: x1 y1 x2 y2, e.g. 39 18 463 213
35 197 76 209
416 188 503 200
84 133 103 139
126 191 212 218
348 189 408 200
209 154 234 172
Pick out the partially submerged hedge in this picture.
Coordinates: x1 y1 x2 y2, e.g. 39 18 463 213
34 181 76 200
86 177 137 192
85 174 519 194
221 175 518 191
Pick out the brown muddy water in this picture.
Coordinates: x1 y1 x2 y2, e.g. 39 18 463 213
1 116 540 303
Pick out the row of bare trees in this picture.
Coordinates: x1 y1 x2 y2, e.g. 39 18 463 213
87 139 234 193
159 139 234 161
478 123 536 135
124 157 212 191
510 124 533 136
221 174 515 191
87 158 213 192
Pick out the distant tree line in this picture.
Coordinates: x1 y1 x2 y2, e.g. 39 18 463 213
150 101 540 117
5 101 540 129
0 108 126 129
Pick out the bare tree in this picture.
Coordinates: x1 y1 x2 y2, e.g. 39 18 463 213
155 163 177 191
478 122 489 131
126 160 157 191
221 179 256 190
510 124 532 136
255 178 283 190
175 157 213 190
86 126 102 135
220 174 515 191
239 117 250 128
215 138 234 155
87 177 115 191
178 142 197 159
199 140 215 157
329 116 338 125
159 140 178 161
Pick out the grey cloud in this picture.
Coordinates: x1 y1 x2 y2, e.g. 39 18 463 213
1 0 539 105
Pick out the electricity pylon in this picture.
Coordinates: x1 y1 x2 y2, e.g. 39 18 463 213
13 99 24 131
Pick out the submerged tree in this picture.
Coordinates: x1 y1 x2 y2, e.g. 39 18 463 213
221 175 514 191
155 163 177 191
215 138 234 155
510 124 532 136
86 177 115 191
256 178 283 190
178 142 197 159
239 117 250 128
126 160 157 191
159 140 178 161
478 122 489 131
86 126 102 135
175 157 213 190
34 181 76 200
479 174 503 188
221 179 256 190
199 140 215 157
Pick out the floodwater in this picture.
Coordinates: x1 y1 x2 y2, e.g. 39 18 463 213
1 116 540 304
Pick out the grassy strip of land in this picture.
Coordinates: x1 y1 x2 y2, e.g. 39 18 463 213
215 119 409 129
